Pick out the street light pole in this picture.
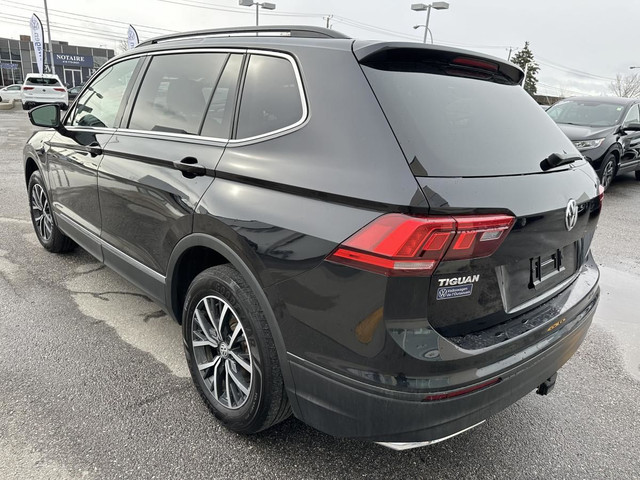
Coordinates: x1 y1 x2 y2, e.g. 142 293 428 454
239 0 276 27
411 2 449 44
42 0 55 75
423 5 432 44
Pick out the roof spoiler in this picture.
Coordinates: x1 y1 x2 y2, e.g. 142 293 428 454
354 42 524 85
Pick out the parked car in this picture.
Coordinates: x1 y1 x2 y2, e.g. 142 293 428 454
21 73 68 110
547 96 640 189
22 26 602 449
67 84 83 102
0 83 22 102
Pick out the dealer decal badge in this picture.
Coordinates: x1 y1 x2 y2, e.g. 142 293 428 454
436 275 480 300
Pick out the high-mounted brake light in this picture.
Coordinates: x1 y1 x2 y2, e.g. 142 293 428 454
327 213 515 276
451 56 499 72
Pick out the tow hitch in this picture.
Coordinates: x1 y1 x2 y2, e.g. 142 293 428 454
536 372 558 396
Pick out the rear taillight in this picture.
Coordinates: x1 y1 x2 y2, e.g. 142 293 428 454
23 86 34 90
53 87 66 92
598 184 604 206
327 213 515 277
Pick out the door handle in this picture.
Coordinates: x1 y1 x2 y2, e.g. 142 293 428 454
173 157 206 177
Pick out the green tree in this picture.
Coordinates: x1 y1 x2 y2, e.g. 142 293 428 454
511 41 540 97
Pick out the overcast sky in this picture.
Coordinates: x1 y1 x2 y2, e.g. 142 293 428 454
1 0 638 97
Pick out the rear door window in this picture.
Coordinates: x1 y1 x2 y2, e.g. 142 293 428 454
362 64 578 177
128 53 227 135
235 54 304 139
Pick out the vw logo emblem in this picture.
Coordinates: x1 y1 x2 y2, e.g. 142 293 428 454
565 199 578 231
219 342 229 359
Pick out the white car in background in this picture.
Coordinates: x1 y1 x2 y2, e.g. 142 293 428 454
21 74 68 110
0 84 22 103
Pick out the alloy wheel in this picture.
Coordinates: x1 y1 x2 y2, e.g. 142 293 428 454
31 184 53 242
601 160 615 189
191 295 253 409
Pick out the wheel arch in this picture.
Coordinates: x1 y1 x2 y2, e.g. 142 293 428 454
24 156 39 186
165 233 299 413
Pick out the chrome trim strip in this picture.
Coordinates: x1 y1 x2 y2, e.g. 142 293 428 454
101 241 166 284
112 128 227 145
56 211 166 284
81 48 308 145
376 421 486 450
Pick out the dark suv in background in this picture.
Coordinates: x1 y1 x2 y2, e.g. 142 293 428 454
547 96 640 189
24 26 602 450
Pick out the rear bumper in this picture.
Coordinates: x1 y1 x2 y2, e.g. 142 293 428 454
287 286 598 442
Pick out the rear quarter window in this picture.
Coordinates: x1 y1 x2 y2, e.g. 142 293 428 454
235 54 304 139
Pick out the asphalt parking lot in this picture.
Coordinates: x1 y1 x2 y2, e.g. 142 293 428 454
1 107 639 479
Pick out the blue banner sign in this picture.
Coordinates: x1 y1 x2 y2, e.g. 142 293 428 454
54 53 93 67
0 63 18 69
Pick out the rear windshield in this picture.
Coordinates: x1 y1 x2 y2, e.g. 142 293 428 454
362 66 578 177
26 77 61 86
546 99 625 127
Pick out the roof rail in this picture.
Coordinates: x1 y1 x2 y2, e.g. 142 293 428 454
137 25 351 47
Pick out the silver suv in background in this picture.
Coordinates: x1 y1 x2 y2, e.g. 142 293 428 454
21 74 68 110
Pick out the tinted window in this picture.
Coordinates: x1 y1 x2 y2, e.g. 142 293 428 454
362 66 578 176
236 55 303 139
201 54 243 139
26 77 60 86
129 53 226 135
71 59 138 128
7 85 21 91
547 99 626 127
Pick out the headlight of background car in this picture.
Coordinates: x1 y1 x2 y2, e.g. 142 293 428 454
572 138 605 151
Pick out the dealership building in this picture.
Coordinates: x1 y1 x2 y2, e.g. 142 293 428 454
0 36 115 87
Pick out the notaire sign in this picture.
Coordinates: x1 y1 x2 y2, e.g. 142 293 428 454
53 53 93 67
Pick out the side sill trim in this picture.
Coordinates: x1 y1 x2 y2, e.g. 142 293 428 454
55 211 166 301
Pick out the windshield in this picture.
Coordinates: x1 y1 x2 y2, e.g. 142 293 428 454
546 100 626 127
26 77 61 86
362 65 578 177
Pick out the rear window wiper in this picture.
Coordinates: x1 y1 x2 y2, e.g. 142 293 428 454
540 152 582 171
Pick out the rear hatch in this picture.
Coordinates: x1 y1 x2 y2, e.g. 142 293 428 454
22 76 67 102
356 43 601 340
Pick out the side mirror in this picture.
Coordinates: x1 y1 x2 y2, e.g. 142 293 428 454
28 104 61 128
621 122 640 133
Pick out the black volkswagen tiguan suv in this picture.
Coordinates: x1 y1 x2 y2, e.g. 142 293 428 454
23 26 602 449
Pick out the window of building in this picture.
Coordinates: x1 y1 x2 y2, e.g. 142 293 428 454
128 53 227 135
235 54 304 139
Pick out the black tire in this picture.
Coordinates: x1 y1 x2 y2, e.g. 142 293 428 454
599 154 616 190
27 170 75 253
183 264 291 434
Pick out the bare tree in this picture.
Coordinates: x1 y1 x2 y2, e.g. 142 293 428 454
116 40 129 55
609 73 640 98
